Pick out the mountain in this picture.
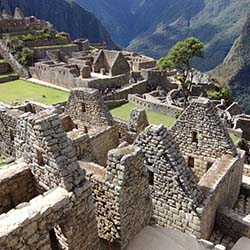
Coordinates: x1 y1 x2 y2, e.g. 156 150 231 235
76 0 250 71
75 0 137 46
0 0 117 49
211 15 250 113
127 0 250 71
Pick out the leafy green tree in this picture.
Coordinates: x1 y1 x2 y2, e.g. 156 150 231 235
16 47 34 66
158 37 204 107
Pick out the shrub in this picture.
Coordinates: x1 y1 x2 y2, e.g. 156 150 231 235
16 47 34 66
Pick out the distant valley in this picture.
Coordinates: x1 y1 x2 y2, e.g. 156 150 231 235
76 0 250 71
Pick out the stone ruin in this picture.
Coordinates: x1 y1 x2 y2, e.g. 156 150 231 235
171 97 237 180
0 8 49 33
0 110 99 249
0 90 248 249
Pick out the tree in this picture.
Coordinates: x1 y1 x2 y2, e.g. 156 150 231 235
16 47 34 66
158 37 204 107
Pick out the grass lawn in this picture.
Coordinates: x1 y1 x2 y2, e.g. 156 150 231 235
0 80 69 105
110 102 241 145
110 102 176 128
0 157 5 167
229 133 240 145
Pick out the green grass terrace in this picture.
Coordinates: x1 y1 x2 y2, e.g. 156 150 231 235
110 102 176 128
109 102 240 144
0 80 69 105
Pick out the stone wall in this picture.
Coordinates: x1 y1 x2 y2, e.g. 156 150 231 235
0 17 48 33
90 125 119 165
0 184 99 250
104 80 148 101
24 37 70 48
0 162 36 214
30 62 129 90
233 115 250 141
140 68 177 91
216 207 250 240
0 61 10 74
68 130 93 161
134 124 244 240
65 88 115 129
134 124 204 237
132 60 157 71
244 164 250 177
81 145 153 249
128 94 183 118
114 117 130 142
0 107 24 158
32 44 79 60
171 98 237 180
86 74 129 90
4 109 100 249
14 111 86 192
0 74 18 83
69 126 119 166
198 152 245 239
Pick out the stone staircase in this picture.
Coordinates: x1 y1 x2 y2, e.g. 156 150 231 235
0 40 29 78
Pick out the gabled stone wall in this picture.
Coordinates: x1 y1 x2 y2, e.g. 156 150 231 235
65 88 115 128
15 111 86 192
170 98 237 180
81 145 153 249
134 124 204 236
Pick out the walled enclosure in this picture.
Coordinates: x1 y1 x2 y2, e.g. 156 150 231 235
80 145 153 249
0 110 100 250
170 97 237 180
64 88 120 165
0 106 24 158
134 123 244 240
134 124 205 236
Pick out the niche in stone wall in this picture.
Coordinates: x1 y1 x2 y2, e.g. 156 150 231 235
148 170 154 186
206 161 213 171
35 148 45 166
84 126 88 134
118 132 122 139
10 130 14 141
192 131 198 143
81 102 86 112
49 229 60 250
188 157 195 168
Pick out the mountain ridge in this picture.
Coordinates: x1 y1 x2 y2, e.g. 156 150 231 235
210 14 250 112
76 0 250 71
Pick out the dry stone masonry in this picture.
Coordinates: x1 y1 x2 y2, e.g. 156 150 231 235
0 11 249 247
81 145 152 249
134 124 204 235
171 97 237 180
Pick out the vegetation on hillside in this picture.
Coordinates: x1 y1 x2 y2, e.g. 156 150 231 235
208 83 232 104
210 15 250 114
0 0 118 49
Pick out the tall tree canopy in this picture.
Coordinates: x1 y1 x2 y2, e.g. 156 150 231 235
158 37 204 107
